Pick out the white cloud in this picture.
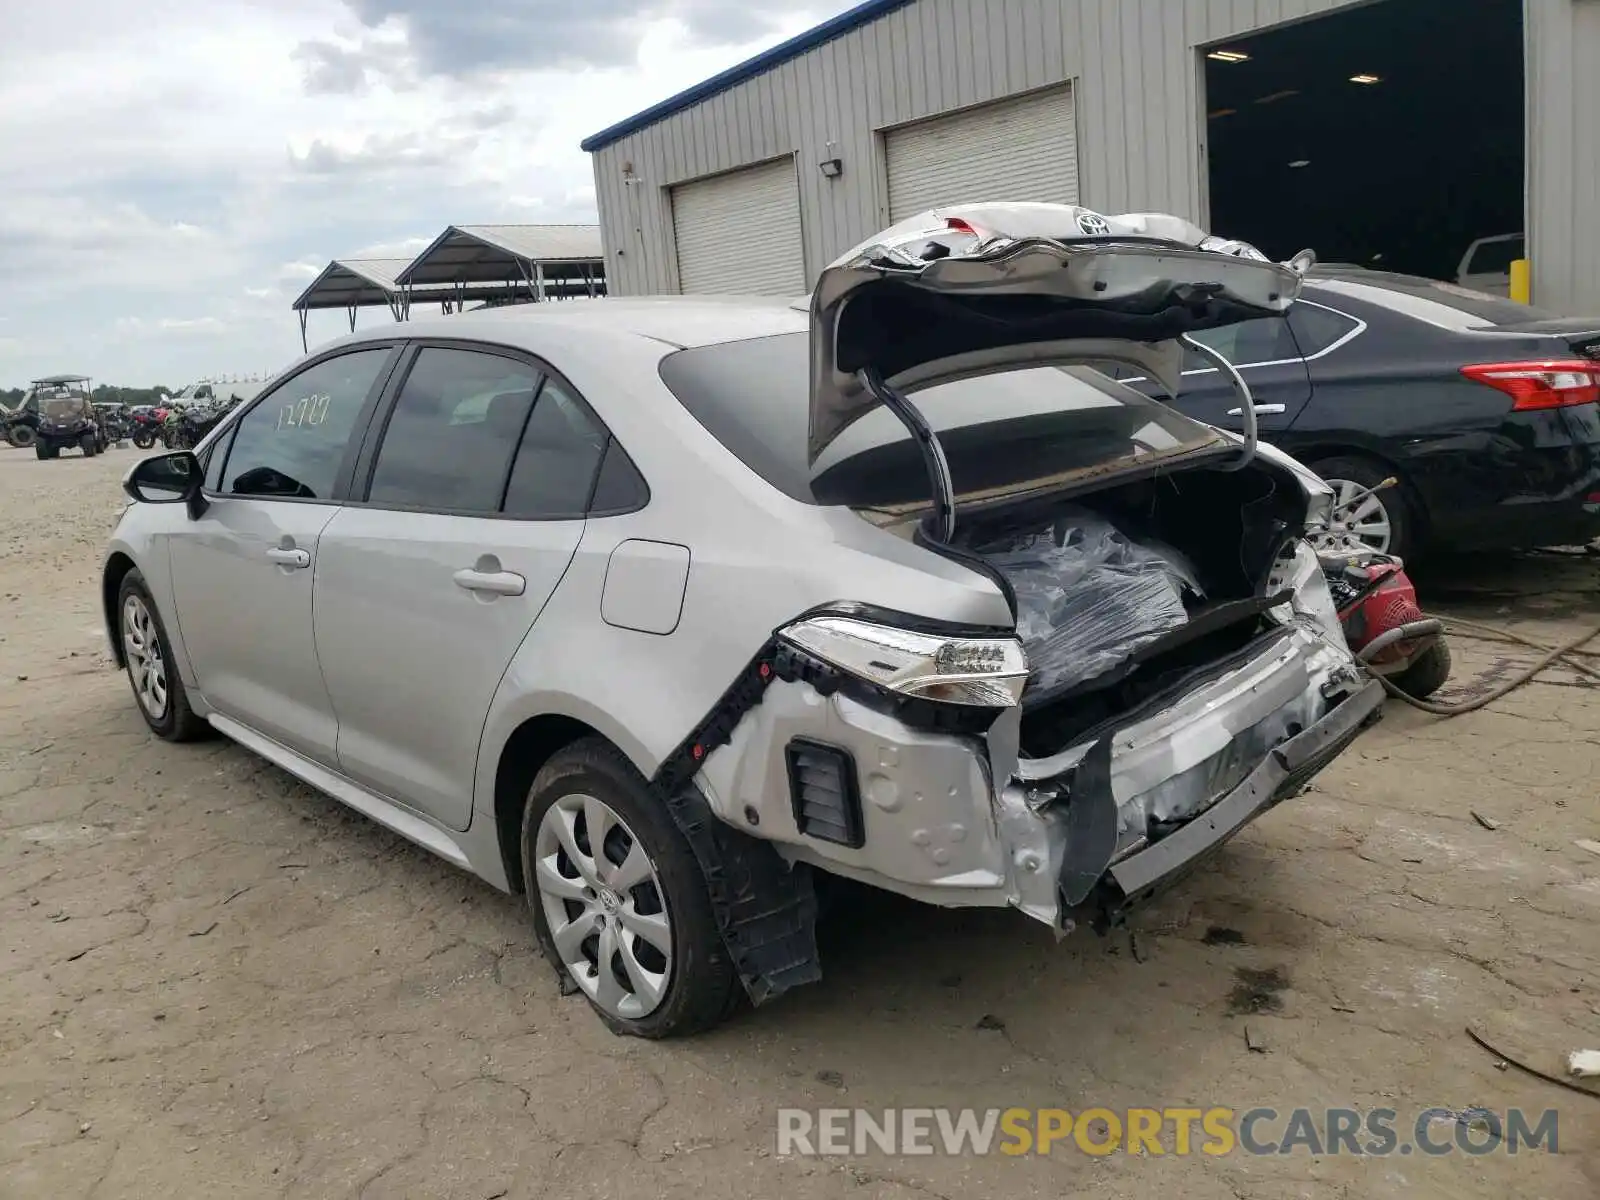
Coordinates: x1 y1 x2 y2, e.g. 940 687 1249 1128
0 0 850 387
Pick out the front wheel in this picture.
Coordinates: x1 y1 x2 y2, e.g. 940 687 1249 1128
80 434 98 457
6 424 35 449
520 739 739 1038
35 442 57 460
116 570 209 741
133 431 156 450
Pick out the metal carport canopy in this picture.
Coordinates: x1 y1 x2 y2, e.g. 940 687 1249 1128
395 225 606 300
291 258 423 313
289 258 477 352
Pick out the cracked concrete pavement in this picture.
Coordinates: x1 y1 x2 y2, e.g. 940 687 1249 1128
2 448 1597 1199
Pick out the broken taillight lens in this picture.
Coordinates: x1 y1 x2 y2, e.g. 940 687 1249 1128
1460 360 1600 410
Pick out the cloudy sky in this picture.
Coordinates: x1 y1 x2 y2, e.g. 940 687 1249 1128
0 0 852 389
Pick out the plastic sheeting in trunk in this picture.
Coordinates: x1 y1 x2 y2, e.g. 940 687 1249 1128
978 509 1203 699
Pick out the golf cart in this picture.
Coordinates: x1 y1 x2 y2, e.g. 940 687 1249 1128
29 375 107 459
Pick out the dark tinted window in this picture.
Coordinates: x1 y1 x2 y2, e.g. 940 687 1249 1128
222 348 390 499
1287 304 1362 356
658 332 1219 507
502 378 610 518
202 427 233 491
587 440 650 514
367 348 538 513
1184 317 1299 367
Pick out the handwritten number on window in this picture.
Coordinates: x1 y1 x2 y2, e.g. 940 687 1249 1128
276 392 333 430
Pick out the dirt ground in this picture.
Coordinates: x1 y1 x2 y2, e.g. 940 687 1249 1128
2 446 1598 1200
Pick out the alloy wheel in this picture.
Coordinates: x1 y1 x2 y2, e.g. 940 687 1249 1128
122 594 169 720
533 793 672 1019
1319 477 1394 553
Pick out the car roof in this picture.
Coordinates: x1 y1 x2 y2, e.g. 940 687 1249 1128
349 294 811 354
1301 266 1557 328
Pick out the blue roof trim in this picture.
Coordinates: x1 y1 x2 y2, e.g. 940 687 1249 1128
580 0 916 153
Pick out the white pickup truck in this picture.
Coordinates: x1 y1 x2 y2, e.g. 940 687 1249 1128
1455 232 1524 297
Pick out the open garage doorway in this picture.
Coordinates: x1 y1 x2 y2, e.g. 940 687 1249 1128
1203 0 1524 286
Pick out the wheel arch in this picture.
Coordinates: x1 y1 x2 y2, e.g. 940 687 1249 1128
101 552 138 668
491 713 611 893
1295 441 1433 538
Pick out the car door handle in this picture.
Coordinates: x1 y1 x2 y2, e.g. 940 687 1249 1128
1227 403 1287 416
266 547 311 569
453 568 526 597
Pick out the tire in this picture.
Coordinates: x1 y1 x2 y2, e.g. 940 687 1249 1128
133 432 155 450
116 570 210 742
7 424 35 449
35 442 57 461
1307 454 1419 561
80 434 97 457
520 738 740 1038
1391 639 1452 700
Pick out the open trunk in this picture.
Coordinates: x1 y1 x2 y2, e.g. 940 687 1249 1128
936 446 1310 755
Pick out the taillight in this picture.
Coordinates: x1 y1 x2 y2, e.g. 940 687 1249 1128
1460 360 1600 410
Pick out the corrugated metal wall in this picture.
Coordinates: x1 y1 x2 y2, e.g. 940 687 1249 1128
1526 0 1600 313
592 0 1600 315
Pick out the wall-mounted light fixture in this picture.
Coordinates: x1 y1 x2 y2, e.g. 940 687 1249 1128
1207 48 1250 63
819 157 843 178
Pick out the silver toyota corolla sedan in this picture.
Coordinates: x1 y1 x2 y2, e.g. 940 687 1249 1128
103 204 1384 1037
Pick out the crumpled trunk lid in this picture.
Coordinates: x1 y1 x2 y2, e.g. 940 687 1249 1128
807 202 1310 463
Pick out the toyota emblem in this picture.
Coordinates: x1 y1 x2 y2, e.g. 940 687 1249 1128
1076 212 1111 236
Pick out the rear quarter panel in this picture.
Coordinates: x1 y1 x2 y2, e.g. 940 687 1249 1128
470 327 1016 824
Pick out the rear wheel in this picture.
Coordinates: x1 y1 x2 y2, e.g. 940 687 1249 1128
132 431 155 450
520 738 739 1038
7 424 35 449
1308 454 1418 561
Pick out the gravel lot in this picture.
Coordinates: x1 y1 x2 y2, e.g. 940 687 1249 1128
2 447 1598 1199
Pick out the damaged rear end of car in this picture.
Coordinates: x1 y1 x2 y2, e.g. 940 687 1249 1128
667 203 1383 982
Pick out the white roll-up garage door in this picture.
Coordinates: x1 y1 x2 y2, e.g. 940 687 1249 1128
671 158 806 295
885 86 1079 222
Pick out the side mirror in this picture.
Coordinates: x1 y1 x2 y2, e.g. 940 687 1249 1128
124 451 205 515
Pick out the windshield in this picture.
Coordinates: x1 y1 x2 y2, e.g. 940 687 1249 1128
42 399 88 419
658 332 1221 509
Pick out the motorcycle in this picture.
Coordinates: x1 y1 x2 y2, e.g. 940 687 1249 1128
164 404 223 450
128 406 165 450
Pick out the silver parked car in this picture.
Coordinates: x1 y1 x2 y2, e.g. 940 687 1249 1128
103 204 1383 1037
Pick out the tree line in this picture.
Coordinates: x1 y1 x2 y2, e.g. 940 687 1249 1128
1 384 174 407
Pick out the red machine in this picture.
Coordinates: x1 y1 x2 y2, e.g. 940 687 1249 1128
1308 477 1450 698
1320 549 1450 698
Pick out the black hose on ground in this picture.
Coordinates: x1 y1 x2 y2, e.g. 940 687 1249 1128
1374 616 1600 716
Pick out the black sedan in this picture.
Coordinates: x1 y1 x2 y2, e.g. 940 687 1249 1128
1120 267 1600 560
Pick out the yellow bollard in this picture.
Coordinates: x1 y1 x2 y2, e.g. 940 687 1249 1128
1509 258 1531 305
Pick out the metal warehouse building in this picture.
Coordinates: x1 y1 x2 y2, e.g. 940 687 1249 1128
583 0 1600 314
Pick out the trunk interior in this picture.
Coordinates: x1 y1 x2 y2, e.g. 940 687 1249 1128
944 455 1309 757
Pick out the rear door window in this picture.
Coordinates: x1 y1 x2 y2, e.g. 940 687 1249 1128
366 347 540 514
1287 304 1363 356
1183 317 1301 368
501 378 612 519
